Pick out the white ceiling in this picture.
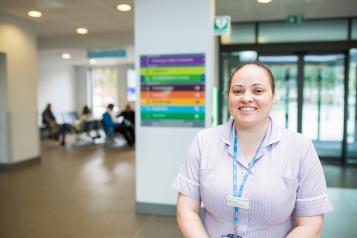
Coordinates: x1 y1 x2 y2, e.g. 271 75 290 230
0 0 134 37
0 0 356 38
217 0 357 23
1 0 356 66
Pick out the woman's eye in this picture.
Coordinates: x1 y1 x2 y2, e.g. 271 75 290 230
254 89 264 94
233 90 243 94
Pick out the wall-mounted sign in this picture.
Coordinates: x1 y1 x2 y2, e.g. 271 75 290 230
214 16 231 36
140 54 205 127
87 49 126 58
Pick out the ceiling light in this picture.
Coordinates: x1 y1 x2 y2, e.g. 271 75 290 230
89 59 97 65
76 28 88 34
28 10 42 18
62 53 71 59
257 0 272 3
117 4 132 11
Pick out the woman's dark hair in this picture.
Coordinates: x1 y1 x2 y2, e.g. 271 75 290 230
82 105 90 115
107 104 114 110
228 62 275 94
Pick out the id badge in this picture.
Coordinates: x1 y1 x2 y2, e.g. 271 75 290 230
226 195 249 209
221 234 242 238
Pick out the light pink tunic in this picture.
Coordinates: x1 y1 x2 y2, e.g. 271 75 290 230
173 118 333 238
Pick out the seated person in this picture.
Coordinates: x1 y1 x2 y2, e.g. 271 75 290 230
41 103 71 146
42 103 58 139
118 103 135 126
117 103 135 144
102 104 134 146
73 105 101 140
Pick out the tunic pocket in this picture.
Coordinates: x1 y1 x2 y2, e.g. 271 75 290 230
281 175 298 195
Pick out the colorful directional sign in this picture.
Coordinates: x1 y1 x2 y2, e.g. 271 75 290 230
140 54 205 127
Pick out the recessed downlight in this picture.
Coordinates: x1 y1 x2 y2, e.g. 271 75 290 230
28 10 42 18
76 28 88 34
117 4 132 11
62 53 71 59
257 0 272 3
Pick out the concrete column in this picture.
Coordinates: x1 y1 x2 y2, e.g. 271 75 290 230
0 13 40 168
135 0 215 215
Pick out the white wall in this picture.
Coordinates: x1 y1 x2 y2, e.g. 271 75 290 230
0 53 10 164
38 58 75 123
74 66 88 113
38 57 135 123
0 12 39 163
135 0 215 206
117 64 134 110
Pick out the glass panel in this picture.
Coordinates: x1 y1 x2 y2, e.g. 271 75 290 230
259 56 298 131
259 20 348 43
303 54 345 158
221 23 255 45
91 67 119 119
347 49 357 163
352 19 357 40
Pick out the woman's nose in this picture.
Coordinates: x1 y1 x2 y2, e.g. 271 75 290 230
240 92 253 102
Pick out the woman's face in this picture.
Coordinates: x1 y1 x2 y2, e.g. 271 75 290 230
228 64 275 129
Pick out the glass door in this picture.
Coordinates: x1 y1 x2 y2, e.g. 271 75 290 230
303 54 345 158
258 56 298 131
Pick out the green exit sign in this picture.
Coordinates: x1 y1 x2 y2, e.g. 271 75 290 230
288 14 304 24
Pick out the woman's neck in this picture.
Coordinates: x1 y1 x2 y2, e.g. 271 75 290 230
235 118 270 143
234 118 270 162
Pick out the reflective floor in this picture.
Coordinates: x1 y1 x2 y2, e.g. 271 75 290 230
0 140 356 238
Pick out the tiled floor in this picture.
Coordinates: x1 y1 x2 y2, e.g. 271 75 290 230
0 140 356 238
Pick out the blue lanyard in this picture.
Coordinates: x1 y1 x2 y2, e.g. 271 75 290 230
232 128 266 224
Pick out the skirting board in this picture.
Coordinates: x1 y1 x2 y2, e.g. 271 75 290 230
0 156 41 171
136 202 176 216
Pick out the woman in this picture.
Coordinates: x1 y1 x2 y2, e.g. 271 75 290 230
173 62 332 238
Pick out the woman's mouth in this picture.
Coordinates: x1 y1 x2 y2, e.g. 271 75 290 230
239 106 257 112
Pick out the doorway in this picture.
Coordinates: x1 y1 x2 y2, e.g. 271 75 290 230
219 52 347 161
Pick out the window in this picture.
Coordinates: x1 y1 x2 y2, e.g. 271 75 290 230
90 67 119 118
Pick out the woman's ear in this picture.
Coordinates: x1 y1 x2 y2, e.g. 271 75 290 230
272 93 276 104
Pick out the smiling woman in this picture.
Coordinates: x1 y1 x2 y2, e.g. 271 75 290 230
173 62 333 238
228 63 275 131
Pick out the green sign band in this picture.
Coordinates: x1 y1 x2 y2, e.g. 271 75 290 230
141 66 205 76
142 74 203 83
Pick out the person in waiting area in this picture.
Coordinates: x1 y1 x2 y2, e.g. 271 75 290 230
42 103 58 138
118 103 135 126
173 62 333 238
41 103 71 146
117 103 135 144
102 104 133 146
73 105 101 140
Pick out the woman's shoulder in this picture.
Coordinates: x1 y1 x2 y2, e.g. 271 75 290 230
194 120 233 149
275 123 314 150
197 120 231 137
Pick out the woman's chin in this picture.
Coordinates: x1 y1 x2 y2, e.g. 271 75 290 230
235 119 256 128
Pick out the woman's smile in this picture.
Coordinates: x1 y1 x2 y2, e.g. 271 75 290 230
239 106 257 112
